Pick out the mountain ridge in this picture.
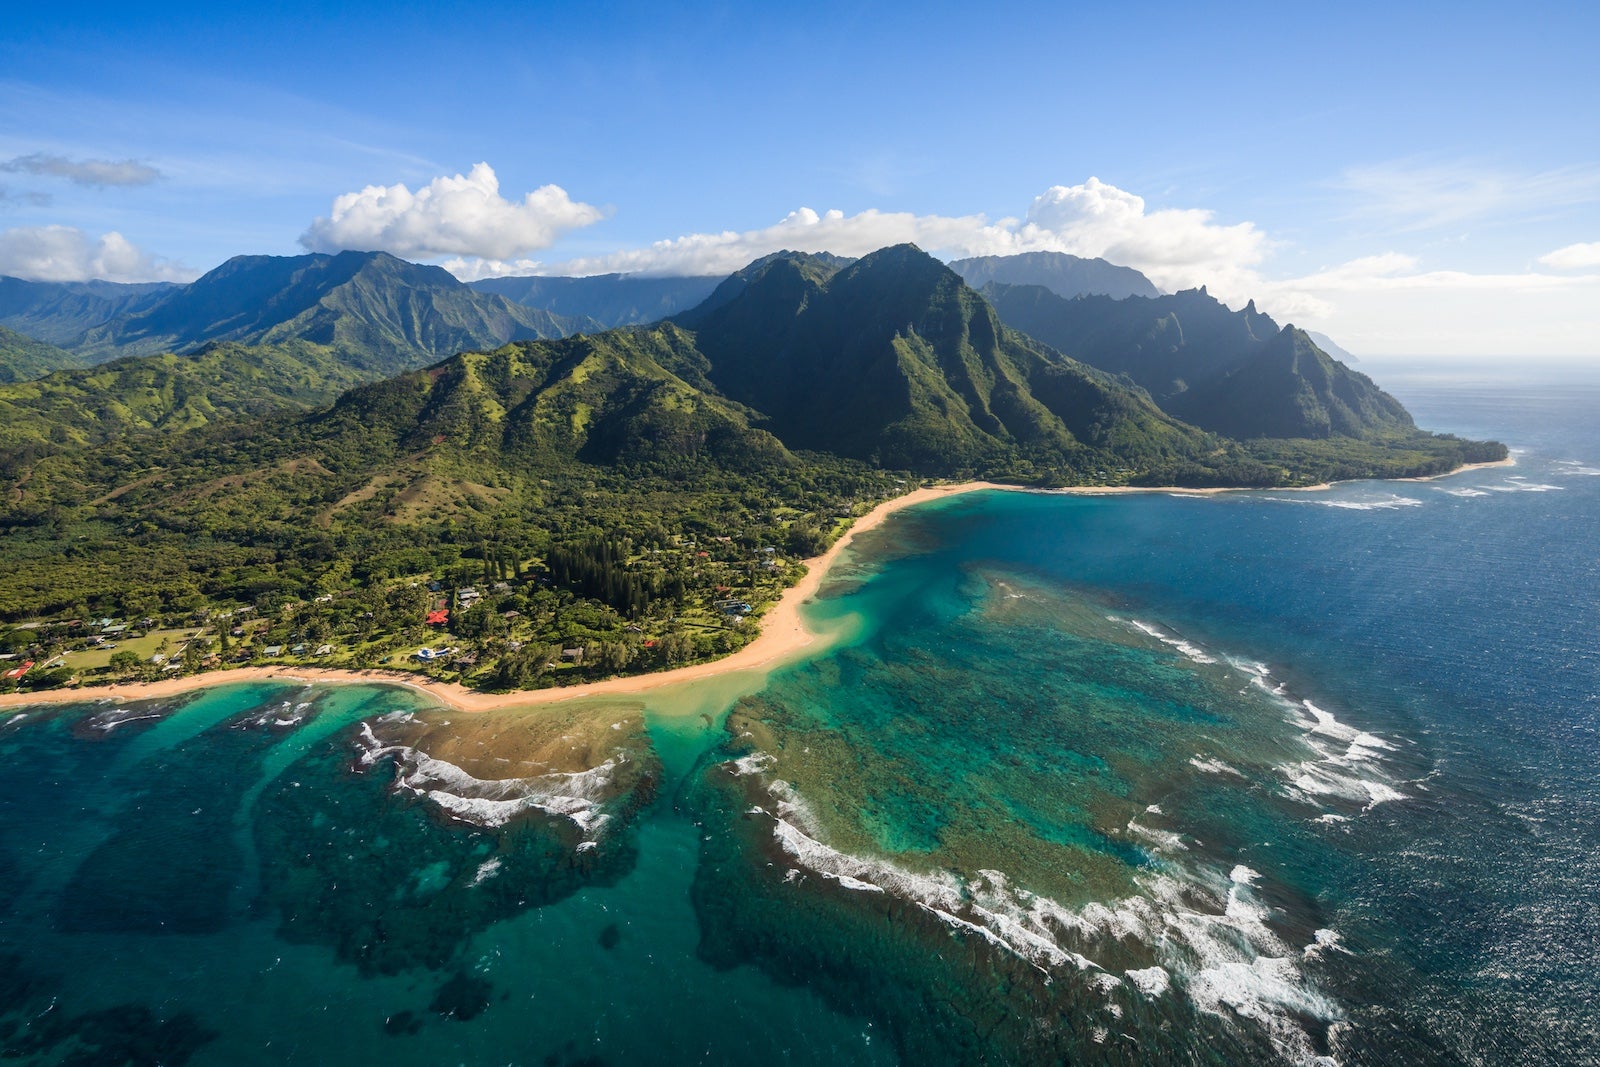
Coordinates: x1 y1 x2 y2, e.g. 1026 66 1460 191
674 244 1216 477
75 250 582 374
979 281 1407 440
469 272 722 329
950 251 1161 300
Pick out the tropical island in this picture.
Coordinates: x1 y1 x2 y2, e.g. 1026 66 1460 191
0 246 1506 698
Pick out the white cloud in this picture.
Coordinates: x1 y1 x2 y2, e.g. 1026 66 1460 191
1010 179 1270 299
455 177 1270 302
434 173 1598 358
300 162 605 260
1252 254 1600 357
0 225 191 282
1539 241 1600 270
0 153 163 187
503 205 1010 280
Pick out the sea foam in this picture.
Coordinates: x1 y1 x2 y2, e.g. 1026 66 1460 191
355 722 622 837
734 757 1345 1063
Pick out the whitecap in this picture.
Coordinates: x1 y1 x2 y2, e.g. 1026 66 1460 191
729 751 777 777
1189 755 1244 777
1127 819 1187 852
758 777 1343 1061
1315 495 1423 511
1483 481 1563 493
355 722 623 838
1303 928 1343 960
1126 966 1171 996
1117 617 1217 664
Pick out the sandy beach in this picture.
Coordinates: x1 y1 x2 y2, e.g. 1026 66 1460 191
0 458 1512 715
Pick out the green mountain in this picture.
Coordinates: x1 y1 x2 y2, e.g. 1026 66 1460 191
1168 327 1410 439
980 282 1410 439
949 251 1160 300
469 272 723 328
311 325 791 476
0 324 88 383
674 245 1216 477
0 276 178 346
75 251 583 374
0 340 376 449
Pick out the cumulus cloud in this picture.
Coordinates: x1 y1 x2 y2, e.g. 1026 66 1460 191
435 173 1598 357
0 153 163 187
1539 241 1600 270
459 176 1270 302
0 225 191 283
496 204 1011 280
300 162 605 261
1009 179 1270 298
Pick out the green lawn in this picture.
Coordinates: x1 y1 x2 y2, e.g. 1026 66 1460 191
62 628 200 670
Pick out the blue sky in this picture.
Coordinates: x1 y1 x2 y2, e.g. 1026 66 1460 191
1 0 1596 357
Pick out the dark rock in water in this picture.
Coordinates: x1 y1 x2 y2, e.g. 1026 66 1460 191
0 956 217 1067
255 728 656 976
382 1009 424 1037
542 1040 609 1067
429 971 494 1022
598 922 622 950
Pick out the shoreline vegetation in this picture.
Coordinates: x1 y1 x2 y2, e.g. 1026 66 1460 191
0 457 1514 714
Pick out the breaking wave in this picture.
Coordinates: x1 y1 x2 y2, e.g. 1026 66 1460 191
354 722 623 837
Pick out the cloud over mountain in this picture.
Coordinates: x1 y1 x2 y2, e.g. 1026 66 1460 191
470 177 1270 301
300 162 605 261
0 225 190 282
0 153 163 187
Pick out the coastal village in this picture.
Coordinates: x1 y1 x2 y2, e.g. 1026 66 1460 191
0 526 823 695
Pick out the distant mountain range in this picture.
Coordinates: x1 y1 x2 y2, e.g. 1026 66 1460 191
0 251 584 385
949 251 1161 300
72 251 580 372
979 282 1407 440
0 246 1488 479
1306 330 1359 363
0 276 177 346
0 324 87 384
469 273 721 329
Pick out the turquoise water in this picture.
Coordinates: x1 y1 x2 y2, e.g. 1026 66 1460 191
3 365 1597 1064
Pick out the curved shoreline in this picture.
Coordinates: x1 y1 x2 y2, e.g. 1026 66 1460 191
0 457 1513 714
0 480 1008 714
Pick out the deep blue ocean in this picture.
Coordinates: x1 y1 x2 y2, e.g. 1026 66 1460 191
2 363 1596 1064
